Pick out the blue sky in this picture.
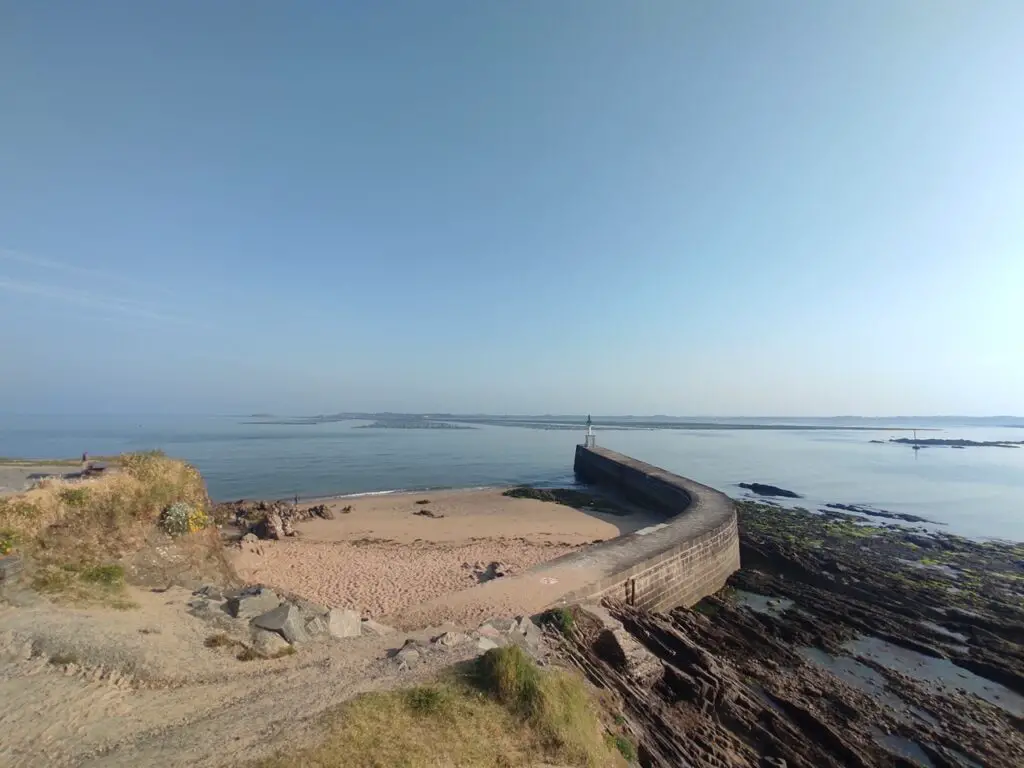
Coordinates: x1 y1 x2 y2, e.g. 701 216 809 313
2 1 1022 416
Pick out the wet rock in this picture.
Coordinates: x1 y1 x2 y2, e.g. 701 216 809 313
594 628 664 689
361 619 396 636
225 586 280 619
327 608 361 639
252 628 291 656
739 483 802 499
252 603 308 643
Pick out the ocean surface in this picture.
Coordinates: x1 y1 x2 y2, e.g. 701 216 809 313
1 414 1022 540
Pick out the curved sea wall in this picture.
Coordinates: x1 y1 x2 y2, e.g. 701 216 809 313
564 444 740 611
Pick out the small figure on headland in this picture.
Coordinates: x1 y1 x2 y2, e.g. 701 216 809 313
81 451 89 469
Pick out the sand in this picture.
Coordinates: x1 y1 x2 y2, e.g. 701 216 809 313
229 488 658 623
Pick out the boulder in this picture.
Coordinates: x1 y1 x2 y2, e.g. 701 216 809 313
225 586 280 619
517 616 544 647
434 631 470 648
327 608 361 639
193 584 224 600
361 619 396 636
477 624 503 640
241 533 259 544
291 597 330 620
281 517 296 537
305 616 329 638
482 617 518 633
252 628 291 656
476 637 499 652
265 511 285 540
252 603 308 643
594 628 664 689
394 640 423 667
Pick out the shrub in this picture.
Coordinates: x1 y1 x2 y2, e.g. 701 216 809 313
161 501 210 536
406 685 454 716
476 645 543 714
543 606 576 635
0 529 17 555
59 487 90 507
79 564 125 586
610 734 636 761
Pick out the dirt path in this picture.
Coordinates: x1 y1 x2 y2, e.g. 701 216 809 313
0 587 482 768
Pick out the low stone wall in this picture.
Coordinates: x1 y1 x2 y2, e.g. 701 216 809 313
564 444 740 612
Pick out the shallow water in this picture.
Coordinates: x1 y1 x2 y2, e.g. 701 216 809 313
2 414 1023 539
846 635 1024 717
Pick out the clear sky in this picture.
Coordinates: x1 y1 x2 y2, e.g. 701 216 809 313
2 1 1022 416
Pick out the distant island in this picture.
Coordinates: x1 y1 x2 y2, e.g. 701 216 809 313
889 438 1024 448
355 419 473 430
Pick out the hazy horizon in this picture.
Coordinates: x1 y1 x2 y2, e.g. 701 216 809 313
3 2 1022 416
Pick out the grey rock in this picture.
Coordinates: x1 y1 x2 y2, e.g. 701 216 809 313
0 555 25 584
361 619 396 636
252 603 308 643
305 616 329 638
476 637 499 652
327 608 361 639
518 616 544 647
226 586 280 619
291 597 330 621
241 532 259 544
395 646 421 666
252 628 291 656
481 617 518 633
434 631 470 648
193 584 224 600
594 628 663 689
477 624 504 639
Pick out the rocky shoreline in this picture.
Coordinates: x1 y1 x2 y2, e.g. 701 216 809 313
556 501 1024 768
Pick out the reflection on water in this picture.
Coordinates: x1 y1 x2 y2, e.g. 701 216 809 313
846 636 1024 717
1 414 1023 538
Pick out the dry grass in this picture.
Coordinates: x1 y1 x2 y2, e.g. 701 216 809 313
0 451 224 605
256 647 624 768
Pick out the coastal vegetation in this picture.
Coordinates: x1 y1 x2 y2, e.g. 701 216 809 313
0 450 224 606
256 646 627 768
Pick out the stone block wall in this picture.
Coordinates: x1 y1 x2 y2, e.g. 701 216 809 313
569 445 740 611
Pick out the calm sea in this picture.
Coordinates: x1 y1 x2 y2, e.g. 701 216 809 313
1 414 1022 540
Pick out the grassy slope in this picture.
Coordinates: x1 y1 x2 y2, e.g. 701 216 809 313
0 451 228 605
258 646 631 768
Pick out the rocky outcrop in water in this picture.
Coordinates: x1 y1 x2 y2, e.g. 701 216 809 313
738 483 802 498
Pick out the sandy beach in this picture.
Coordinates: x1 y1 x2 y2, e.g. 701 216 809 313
229 488 659 623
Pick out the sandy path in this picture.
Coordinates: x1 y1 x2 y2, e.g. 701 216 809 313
0 587 478 767
229 488 658 622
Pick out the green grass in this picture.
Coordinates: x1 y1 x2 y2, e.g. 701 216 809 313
543 606 576 635
58 487 91 507
255 646 625 768
79 564 124 586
